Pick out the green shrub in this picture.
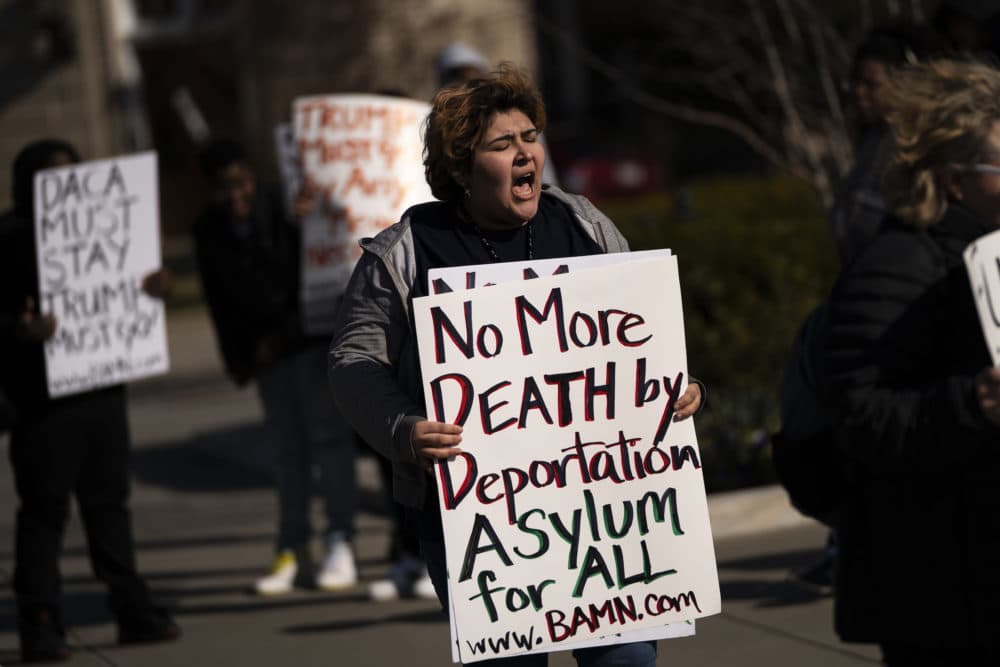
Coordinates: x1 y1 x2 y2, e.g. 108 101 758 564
601 175 839 490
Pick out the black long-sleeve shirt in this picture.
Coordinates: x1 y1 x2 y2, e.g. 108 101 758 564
0 208 52 413
193 187 317 380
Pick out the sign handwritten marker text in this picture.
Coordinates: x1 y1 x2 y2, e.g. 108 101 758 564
292 94 433 334
34 152 169 397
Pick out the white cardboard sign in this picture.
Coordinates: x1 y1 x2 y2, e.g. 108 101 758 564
965 229 1000 366
413 254 720 662
274 122 303 220
293 94 433 334
429 250 696 661
427 249 672 295
33 152 169 397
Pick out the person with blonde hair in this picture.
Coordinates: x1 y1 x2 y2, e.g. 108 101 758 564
824 59 1000 665
788 25 950 599
882 60 1000 228
329 64 703 666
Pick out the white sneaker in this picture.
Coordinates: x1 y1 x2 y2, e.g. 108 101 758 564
368 555 437 601
317 533 357 590
368 578 401 602
413 570 437 600
254 550 298 595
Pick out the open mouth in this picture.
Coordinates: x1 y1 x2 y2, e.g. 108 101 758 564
512 172 536 199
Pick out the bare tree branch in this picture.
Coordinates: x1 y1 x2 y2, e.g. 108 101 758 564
860 0 874 32
746 0 832 200
806 16 851 173
539 1 923 207
789 0 851 69
534 13 796 175
776 0 804 47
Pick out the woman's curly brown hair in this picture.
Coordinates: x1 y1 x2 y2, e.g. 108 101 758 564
424 63 546 201
883 59 1000 228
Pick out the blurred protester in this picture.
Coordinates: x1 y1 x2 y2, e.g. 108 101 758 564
0 139 179 663
329 64 704 666
435 42 492 89
830 24 949 267
792 25 950 597
193 140 358 595
825 60 1000 665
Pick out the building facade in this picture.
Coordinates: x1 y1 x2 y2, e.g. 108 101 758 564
0 0 538 234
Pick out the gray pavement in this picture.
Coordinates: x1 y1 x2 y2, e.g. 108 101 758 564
0 307 882 666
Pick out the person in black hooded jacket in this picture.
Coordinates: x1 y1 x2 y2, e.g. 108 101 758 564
0 139 179 663
824 60 1000 665
192 140 359 596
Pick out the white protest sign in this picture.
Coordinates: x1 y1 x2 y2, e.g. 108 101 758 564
274 122 303 220
965 229 1000 366
413 255 721 663
428 249 671 295
34 152 169 397
430 250 695 662
293 94 433 334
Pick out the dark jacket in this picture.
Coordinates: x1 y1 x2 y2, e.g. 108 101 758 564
829 126 890 267
825 204 1000 652
193 187 317 381
0 208 55 413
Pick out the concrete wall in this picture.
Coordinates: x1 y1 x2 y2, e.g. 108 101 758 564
239 0 537 177
0 0 539 215
0 0 126 211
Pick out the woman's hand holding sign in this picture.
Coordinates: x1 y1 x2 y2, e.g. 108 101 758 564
141 268 174 300
412 420 463 470
672 382 703 421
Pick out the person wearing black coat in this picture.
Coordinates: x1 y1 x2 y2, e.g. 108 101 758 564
824 61 1000 665
0 139 179 663
192 140 359 595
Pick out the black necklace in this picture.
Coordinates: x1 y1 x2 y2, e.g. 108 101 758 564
461 205 534 262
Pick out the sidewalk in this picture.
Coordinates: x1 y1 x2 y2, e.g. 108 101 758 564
0 307 880 666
